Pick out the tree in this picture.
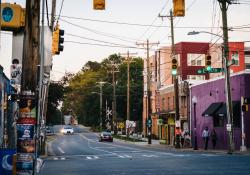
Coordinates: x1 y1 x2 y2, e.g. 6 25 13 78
62 54 143 131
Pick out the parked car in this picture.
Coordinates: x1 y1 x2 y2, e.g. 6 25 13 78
46 126 54 136
99 131 113 142
61 125 74 135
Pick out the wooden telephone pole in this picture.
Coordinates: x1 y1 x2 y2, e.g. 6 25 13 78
120 51 137 137
136 40 159 144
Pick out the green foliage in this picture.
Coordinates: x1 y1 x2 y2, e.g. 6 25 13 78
62 54 143 130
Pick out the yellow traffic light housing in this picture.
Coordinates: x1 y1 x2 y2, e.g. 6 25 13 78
52 25 64 55
173 0 185 17
52 26 59 55
1 3 25 31
93 0 105 10
205 55 212 71
172 58 178 75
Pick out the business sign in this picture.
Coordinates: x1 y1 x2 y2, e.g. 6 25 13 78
0 149 16 175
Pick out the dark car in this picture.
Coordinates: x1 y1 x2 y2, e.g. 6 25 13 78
99 132 113 142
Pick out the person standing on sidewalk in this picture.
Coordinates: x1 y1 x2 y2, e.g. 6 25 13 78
202 127 210 150
211 129 217 149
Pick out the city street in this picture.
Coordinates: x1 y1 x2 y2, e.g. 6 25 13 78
39 125 250 175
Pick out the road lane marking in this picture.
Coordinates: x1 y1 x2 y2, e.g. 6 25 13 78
86 156 92 160
142 154 158 158
94 147 115 149
58 146 65 154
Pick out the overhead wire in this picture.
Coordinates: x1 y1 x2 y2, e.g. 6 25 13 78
137 0 170 40
57 0 64 24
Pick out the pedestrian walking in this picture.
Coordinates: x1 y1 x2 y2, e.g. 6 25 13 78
202 127 209 150
211 129 217 149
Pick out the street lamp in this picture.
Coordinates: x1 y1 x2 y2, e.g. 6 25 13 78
187 31 223 38
192 96 198 150
188 30 234 153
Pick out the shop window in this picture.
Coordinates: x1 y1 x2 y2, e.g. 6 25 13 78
231 51 239 66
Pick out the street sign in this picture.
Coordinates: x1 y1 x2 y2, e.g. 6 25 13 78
197 68 224 74
226 124 232 132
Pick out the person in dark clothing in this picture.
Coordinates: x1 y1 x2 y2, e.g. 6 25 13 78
211 129 217 149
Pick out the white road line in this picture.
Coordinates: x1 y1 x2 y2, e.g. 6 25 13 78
118 155 126 158
86 156 92 160
58 146 65 154
123 155 132 158
61 157 66 160
142 155 158 158
93 156 99 159
94 147 115 149
53 157 59 160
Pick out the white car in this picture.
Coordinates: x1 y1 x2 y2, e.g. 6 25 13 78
61 126 74 135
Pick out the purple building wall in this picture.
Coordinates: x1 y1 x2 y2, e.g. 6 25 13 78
191 72 250 150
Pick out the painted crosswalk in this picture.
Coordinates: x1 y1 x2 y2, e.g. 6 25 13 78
49 152 218 161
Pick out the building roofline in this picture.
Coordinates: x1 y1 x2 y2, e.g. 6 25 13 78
190 69 250 88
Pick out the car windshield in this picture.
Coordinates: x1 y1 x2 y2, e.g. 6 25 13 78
64 126 73 129
102 132 111 136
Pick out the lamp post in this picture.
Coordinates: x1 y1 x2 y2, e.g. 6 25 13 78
192 96 198 150
188 29 234 153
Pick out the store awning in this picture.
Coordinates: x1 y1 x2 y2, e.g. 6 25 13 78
215 101 240 117
202 102 223 117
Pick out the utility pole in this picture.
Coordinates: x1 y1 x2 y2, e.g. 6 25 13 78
136 39 159 144
159 10 181 148
97 82 105 131
108 62 119 134
121 51 137 137
50 0 57 30
218 0 234 154
18 0 40 175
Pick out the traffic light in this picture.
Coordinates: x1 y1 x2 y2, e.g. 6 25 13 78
173 0 185 17
147 118 152 128
52 25 64 55
93 0 105 10
205 55 212 71
242 104 248 112
1 3 25 31
172 58 178 75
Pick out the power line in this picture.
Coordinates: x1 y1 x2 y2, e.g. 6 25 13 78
57 0 64 24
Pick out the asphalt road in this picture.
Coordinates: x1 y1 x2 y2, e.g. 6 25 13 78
39 125 250 175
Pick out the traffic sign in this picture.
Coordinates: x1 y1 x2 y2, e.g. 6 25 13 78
197 68 224 74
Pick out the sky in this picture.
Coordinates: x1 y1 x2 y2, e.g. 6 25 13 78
1 0 250 81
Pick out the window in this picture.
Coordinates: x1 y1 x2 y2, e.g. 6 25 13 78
167 97 170 110
181 96 186 107
187 53 205 66
231 51 239 65
162 98 165 110
187 75 205 80
213 115 224 127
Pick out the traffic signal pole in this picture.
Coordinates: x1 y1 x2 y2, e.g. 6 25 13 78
170 10 181 149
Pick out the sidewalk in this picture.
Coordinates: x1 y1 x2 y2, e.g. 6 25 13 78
115 137 250 155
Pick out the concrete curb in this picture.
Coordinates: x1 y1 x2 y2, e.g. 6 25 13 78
114 137 250 155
